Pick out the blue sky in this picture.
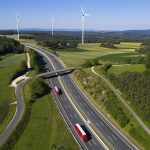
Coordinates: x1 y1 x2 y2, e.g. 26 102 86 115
0 0 150 30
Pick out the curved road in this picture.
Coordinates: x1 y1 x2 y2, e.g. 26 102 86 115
27 45 108 150
27 45 139 150
0 78 31 145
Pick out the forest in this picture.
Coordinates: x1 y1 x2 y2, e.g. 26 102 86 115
108 59 150 126
0 36 24 55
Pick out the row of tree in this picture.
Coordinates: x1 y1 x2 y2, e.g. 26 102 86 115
28 49 46 73
100 42 117 49
82 59 100 68
108 71 150 124
10 60 28 83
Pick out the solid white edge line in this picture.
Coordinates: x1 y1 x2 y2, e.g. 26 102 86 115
27 45 109 150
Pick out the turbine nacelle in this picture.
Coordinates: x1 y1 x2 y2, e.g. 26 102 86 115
81 7 90 17
16 11 20 19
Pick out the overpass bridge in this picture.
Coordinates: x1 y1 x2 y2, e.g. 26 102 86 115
37 67 77 78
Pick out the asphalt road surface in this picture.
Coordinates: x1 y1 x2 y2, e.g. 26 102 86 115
0 78 31 145
27 45 139 150
41 50 106 150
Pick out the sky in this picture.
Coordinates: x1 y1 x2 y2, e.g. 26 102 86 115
0 0 150 30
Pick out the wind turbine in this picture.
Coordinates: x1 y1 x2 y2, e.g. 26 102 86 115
16 11 20 41
81 7 90 44
51 16 55 36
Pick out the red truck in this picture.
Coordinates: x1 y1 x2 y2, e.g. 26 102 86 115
74 123 88 142
54 86 59 95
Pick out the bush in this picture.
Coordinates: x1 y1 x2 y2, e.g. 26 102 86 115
129 126 146 146
102 64 112 72
105 91 129 128
101 42 117 49
10 60 28 83
29 79 49 101
28 50 46 73
145 53 150 69
82 59 100 68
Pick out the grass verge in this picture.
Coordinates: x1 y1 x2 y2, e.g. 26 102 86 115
71 68 150 150
12 79 78 150
0 54 25 134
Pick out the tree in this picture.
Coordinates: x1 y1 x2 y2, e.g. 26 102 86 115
145 53 150 69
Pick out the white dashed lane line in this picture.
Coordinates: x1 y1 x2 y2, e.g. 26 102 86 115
108 136 113 141
100 122 104 126
92 139 97 145
112 134 118 140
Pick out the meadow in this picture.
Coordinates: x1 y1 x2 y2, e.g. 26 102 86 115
56 42 142 66
10 50 78 150
12 78 78 150
108 64 146 74
0 53 25 134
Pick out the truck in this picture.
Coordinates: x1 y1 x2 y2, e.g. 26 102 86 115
74 123 88 142
54 86 59 95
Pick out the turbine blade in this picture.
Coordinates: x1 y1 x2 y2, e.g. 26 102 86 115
16 11 20 17
80 7 85 15
85 13 90 16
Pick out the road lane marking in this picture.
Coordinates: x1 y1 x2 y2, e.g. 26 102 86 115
87 112 91 116
96 122 101 128
112 134 117 140
74 114 77 118
92 139 97 145
91 111 94 115
100 122 104 126
28 45 109 150
70 114 73 119
108 136 113 141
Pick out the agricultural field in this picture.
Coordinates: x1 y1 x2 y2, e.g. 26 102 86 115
0 53 25 134
99 52 145 64
56 42 142 66
13 81 78 150
108 64 146 74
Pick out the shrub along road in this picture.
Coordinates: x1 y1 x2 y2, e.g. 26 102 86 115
91 66 150 135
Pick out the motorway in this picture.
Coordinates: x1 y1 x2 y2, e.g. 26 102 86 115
27 45 139 150
36 48 107 150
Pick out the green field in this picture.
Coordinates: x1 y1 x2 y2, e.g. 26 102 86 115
56 42 142 66
99 52 145 64
108 64 146 74
0 53 25 134
0 54 25 67
13 81 78 150
0 34 37 44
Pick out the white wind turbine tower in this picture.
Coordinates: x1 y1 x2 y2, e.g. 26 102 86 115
16 11 20 41
81 7 90 44
51 16 55 36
